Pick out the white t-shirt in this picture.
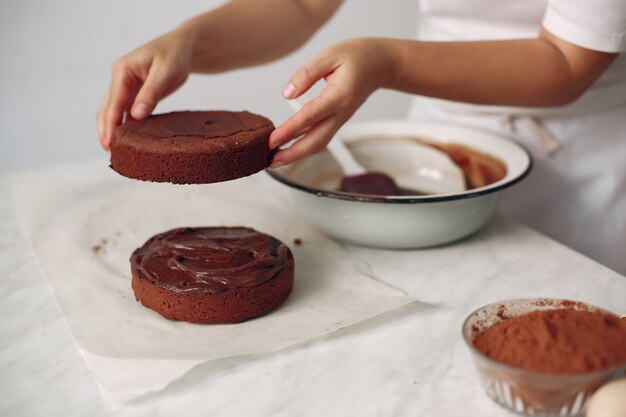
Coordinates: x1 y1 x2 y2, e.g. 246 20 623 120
414 0 626 116
409 0 626 274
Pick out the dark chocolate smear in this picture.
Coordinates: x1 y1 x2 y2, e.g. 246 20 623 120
131 227 290 294
340 172 421 196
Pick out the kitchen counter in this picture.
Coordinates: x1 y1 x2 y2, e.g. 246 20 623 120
1 167 624 417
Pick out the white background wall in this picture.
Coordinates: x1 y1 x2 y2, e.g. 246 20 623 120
0 0 417 169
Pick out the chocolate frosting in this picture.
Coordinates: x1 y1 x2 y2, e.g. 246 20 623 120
131 227 291 295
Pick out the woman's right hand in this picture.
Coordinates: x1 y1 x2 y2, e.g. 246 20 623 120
97 27 195 150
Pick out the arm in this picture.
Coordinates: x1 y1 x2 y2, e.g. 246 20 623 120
185 0 341 73
386 29 617 107
97 0 342 149
269 30 618 166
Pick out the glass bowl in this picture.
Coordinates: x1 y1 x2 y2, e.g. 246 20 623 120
462 298 626 416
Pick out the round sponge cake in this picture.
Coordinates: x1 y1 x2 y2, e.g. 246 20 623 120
130 227 294 324
110 111 275 184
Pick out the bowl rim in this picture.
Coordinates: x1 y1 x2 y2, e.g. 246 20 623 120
266 119 533 204
461 297 626 380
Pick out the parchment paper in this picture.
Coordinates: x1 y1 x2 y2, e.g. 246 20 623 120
11 160 413 403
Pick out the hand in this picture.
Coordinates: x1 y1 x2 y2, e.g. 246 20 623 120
269 38 395 167
97 27 195 150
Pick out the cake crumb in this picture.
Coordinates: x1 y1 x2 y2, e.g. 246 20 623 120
92 238 108 254
293 238 302 246
496 304 507 320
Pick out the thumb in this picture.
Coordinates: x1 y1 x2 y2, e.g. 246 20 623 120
130 62 173 120
283 53 337 100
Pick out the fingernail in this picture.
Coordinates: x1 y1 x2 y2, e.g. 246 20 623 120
282 82 296 99
271 160 286 169
133 103 149 119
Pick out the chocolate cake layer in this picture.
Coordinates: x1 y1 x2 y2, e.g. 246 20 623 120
131 227 294 324
110 111 275 184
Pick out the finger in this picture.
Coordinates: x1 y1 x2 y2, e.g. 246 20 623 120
282 53 337 100
290 124 313 140
130 61 177 120
161 73 188 99
269 91 340 149
103 63 139 149
269 125 313 152
271 115 342 167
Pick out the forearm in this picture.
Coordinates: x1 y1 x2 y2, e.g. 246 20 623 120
180 0 342 74
383 33 617 107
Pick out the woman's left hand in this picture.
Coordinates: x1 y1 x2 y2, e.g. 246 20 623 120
269 38 395 167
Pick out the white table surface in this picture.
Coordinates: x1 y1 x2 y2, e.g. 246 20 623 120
1 168 625 417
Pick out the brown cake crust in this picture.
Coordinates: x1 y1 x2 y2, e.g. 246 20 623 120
130 227 294 324
110 111 275 184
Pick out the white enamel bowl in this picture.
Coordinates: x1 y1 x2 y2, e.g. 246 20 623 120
266 120 532 248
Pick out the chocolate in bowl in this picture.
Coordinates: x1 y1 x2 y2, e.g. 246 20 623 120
337 136 509 196
266 119 532 249
462 299 626 417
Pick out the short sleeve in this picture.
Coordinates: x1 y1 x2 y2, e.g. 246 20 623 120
543 0 626 52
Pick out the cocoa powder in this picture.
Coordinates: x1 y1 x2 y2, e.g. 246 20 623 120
472 308 626 374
